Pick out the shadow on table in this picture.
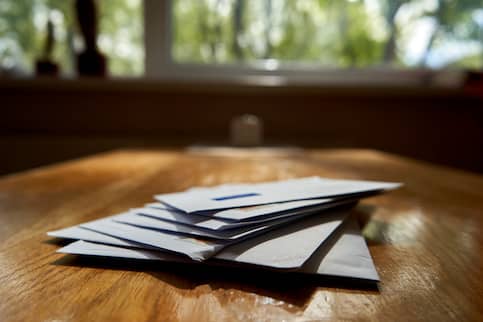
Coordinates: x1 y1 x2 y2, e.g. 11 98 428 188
52 253 378 307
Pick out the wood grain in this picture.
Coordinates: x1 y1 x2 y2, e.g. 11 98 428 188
0 148 482 322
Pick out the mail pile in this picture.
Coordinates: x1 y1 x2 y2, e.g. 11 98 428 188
48 177 400 282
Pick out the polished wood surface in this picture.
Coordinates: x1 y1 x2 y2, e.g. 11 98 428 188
0 148 482 322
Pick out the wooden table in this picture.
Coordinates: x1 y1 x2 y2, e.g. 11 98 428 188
0 148 482 322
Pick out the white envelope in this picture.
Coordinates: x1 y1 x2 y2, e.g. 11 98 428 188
146 197 352 222
59 240 190 263
57 216 379 281
112 212 297 240
49 225 149 248
207 198 337 221
213 210 346 269
137 198 355 231
156 176 400 213
48 226 151 248
79 214 228 261
301 218 379 281
134 206 244 230
50 207 349 269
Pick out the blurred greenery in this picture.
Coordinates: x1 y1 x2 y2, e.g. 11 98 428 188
173 0 483 69
0 0 143 76
0 0 481 76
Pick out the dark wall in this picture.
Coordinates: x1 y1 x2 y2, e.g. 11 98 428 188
1 79 482 175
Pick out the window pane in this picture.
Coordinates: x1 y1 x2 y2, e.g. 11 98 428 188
172 0 483 69
98 0 144 76
0 0 143 76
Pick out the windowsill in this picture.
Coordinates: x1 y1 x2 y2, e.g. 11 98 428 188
0 75 479 98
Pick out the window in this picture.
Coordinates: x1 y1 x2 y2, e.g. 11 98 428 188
0 0 143 76
170 0 482 69
1 0 482 81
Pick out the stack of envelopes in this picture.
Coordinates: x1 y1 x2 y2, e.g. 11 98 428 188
48 177 401 282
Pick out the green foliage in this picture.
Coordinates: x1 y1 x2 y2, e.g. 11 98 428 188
0 0 481 76
172 0 482 69
98 0 143 75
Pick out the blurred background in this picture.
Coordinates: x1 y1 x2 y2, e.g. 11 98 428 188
2 0 482 75
0 0 482 174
